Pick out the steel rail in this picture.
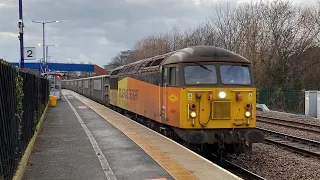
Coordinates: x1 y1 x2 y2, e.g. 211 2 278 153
257 127 320 159
207 153 267 180
257 115 320 134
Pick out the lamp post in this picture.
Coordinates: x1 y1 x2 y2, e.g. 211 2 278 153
38 43 57 63
18 0 24 68
46 45 57 63
30 20 59 64
47 55 56 63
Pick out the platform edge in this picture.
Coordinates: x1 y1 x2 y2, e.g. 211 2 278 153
12 100 50 180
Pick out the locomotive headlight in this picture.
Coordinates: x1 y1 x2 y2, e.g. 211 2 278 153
190 111 197 118
245 111 251 117
219 91 226 98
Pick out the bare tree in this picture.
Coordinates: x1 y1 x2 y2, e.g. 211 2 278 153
170 25 184 50
255 0 320 87
109 52 125 66
108 0 320 90
207 1 243 52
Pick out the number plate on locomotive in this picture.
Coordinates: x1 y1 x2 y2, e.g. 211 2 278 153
234 118 244 125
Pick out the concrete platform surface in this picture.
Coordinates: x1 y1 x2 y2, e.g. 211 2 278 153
23 91 173 180
64 90 241 180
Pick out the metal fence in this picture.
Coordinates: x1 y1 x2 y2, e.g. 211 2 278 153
257 88 305 114
0 59 49 180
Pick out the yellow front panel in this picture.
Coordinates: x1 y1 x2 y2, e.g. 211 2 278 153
180 87 256 129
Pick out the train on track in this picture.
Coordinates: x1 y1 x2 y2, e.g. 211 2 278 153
61 45 265 157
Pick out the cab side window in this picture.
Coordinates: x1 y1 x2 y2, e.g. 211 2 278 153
162 67 168 85
169 67 177 86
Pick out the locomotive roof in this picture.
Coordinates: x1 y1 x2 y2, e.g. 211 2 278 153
162 45 251 65
110 45 250 74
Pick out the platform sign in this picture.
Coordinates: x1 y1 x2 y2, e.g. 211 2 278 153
24 47 36 60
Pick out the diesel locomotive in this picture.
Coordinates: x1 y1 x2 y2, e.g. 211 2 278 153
62 45 265 157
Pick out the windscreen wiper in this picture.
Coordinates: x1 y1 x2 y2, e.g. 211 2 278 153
226 63 242 72
226 65 234 72
194 62 212 72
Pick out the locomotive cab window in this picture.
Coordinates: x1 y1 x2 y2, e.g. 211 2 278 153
162 66 168 85
169 66 177 86
184 64 217 85
220 65 251 85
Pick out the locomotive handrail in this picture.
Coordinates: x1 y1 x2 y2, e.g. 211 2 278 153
231 90 253 92
187 90 213 92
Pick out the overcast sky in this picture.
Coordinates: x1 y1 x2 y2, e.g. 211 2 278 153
0 0 316 67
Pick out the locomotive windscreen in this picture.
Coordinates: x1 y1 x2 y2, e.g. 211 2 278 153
184 64 217 85
220 65 251 85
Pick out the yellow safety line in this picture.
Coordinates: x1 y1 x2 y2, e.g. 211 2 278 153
68 91 197 180
12 100 50 180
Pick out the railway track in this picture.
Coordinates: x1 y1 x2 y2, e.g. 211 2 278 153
204 153 266 180
221 159 266 180
257 127 320 159
256 115 320 134
121 108 267 179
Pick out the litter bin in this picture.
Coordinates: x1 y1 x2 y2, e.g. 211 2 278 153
49 95 57 107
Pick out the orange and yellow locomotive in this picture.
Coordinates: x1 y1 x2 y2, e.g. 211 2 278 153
108 45 264 155
63 45 265 156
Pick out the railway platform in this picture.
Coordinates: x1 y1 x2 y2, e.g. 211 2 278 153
22 89 241 180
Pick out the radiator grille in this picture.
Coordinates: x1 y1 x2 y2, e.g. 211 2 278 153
212 101 231 119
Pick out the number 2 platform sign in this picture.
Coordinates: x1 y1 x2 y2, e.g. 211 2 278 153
23 47 36 60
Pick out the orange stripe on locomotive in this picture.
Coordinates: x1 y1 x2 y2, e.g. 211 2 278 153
110 77 181 128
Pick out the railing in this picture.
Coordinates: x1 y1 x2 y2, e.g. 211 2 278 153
0 59 49 180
